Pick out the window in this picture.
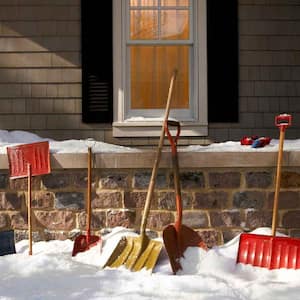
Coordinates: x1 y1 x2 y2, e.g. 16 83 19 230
112 0 208 137
81 0 238 130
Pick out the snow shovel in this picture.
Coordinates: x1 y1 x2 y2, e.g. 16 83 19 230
72 147 101 256
104 70 177 272
7 141 51 255
163 120 207 274
236 114 300 269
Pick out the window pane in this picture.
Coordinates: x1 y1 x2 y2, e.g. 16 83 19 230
161 0 189 7
130 10 158 39
130 0 158 6
161 10 189 40
130 46 189 109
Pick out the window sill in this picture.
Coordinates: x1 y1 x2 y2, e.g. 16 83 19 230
112 121 208 137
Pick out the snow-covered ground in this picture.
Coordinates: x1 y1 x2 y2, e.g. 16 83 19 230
1 227 300 300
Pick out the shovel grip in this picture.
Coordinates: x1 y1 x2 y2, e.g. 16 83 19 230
275 114 292 132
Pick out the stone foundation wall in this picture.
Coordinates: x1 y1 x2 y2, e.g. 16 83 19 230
1 165 300 248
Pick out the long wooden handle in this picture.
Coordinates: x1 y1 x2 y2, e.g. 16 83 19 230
27 164 32 255
87 147 92 242
140 70 177 235
271 128 285 237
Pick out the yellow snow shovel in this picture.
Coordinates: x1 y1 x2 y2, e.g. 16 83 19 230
104 70 177 272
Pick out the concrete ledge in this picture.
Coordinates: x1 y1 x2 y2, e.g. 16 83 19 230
0 150 299 169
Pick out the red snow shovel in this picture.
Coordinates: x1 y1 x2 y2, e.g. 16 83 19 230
72 147 101 256
236 114 300 269
7 141 51 255
163 120 207 274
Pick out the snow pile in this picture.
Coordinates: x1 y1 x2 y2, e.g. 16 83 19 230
1 227 300 299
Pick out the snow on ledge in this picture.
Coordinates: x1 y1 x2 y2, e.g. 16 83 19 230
0 130 300 154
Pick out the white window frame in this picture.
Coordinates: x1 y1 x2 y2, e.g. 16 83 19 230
112 0 208 137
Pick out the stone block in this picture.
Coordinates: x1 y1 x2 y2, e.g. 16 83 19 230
157 192 176 210
32 191 54 208
107 210 136 228
54 192 84 210
78 211 106 230
182 211 208 228
147 211 174 230
194 191 229 209
209 172 241 188
233 191 266 209
72 171 89 188
0 213 8 228
281 172 300 188
10 212 27 229
0 174 8 189
100 173 129 189
180 171 205 189
92 191 123 209
124 191 147 209
246 210 272 229
267 191 300 209
133 171 167 188
282 211 300 228
35 211 75 230
198 230 219 248
0 192 23 210
210 211 241 227
9 176 41 190
42 173 72 189
43 230 70 241
245 171 273 188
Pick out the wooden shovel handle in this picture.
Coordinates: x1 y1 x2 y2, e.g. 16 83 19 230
27 164 32 255
140 70 177 235
272 114 291 236
87 147 92 241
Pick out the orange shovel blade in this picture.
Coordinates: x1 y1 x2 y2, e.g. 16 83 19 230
163 224 207 274
72 234 102 257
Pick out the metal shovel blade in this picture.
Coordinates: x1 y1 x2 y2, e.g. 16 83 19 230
72 234 101 257
0 230 16 256
104 234 162 272
163 224 207 274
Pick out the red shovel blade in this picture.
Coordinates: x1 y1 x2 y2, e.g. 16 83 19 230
237 233 300 269
72 234 102 257
7 141 50 178
237 233 272 268
163 224 207 274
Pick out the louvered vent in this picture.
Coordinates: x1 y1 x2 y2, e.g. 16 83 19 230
87 75 110 112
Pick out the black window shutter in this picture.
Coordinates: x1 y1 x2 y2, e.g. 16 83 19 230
81 1 113 123
207 0 239 122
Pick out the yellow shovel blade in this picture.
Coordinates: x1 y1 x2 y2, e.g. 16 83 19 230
104 235 162 272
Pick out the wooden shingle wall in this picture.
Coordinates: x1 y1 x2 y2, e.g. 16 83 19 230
210 0 300 142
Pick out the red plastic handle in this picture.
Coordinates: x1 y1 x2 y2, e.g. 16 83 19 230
275 114 292 131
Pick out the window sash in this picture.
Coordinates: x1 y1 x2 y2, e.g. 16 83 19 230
124 0 194 120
